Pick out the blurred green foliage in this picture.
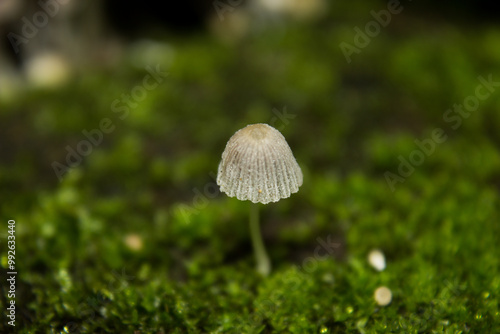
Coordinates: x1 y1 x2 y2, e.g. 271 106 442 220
1 1 500 333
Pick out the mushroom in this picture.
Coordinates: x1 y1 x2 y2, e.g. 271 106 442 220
368 249 386 271
374 286 392 306
217 123 303 275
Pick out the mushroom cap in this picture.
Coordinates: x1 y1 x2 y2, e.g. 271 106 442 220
217 123 303 204
368 249 386 272
374 286 392 306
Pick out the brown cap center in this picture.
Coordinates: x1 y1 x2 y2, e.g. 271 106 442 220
246 124 268 140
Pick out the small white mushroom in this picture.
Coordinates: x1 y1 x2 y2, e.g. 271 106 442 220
217 123 303 204
217 123 302 276
368 249 386 271
374 286 392 306
124 234 143 251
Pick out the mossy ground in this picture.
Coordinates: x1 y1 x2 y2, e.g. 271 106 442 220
1 2 500 333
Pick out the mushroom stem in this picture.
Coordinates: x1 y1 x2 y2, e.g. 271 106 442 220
249 203 271 276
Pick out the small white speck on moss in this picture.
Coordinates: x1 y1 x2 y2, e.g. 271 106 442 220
368 249 386 271
374 286 392 306
124 234 143 251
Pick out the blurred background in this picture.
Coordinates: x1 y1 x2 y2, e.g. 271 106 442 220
1 0 500 332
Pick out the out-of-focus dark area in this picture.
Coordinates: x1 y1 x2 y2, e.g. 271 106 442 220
1 0 500 332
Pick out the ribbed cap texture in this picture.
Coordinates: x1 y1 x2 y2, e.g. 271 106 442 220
217 123 303 204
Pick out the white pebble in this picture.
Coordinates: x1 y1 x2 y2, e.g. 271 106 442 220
368 249 386 271
374 286 392 306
